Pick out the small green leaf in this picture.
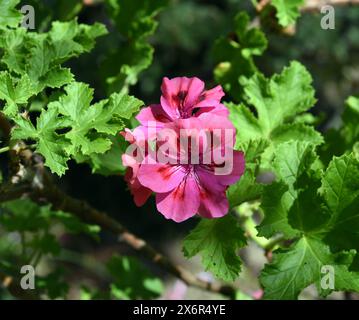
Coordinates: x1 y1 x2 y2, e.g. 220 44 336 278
30 233 61 255
227 139 268 208
36 269 69 299
321 153 359 251
258 141 318 238
213 11 267 101
0 199 49 232
0 72 36 116
107 255 163 299
12 108 70 176
271 0 305 27
183 215 246 282
0 0 22 29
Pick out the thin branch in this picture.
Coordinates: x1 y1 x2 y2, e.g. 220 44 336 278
26 174 237 299
0 182 31 202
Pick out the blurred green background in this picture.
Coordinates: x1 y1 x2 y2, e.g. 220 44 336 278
1 0 358 299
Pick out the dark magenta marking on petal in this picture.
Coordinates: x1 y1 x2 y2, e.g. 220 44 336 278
172 90 188 109
173 182 185 200
157 166 173 180
177 90 187 101
191 107 200 116
199 185 210 200
198 93 206 101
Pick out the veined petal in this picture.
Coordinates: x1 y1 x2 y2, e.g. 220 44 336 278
195 103 229 118
198 190 229 219
136 104 172 125
138 158 186 193
156 173 200 222
195 167 229 218
124 168 152 207
195 85 225 108
207 150 245 185
161 77 205 119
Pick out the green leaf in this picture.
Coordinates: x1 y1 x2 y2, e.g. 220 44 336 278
343 96 359 147
261 236 326 299
258 181 299 238
0 72 36 116
321 153 359 251
271 0 305 27
183 215 246 282
107 91 144 120
240 61 316 140
213 12 267 101
12 108 70 176
273 141 317 187
49 20 107 56
259 151 359 299
107 255 163 299
288 177 329 233
270 123 323 147
261 236 359 299
227 163 263 208
0 199 49 232
36 269 69 299
1 19 107 94
11 81 142 175
227 139 268 208
106 0 167 39
87 136 128 176
0 28 29 74
103 0 167 92
0 0 22 29
320 96 359 164
30 233 61 255
228 62 321 168
53 211 101 240
258 141 318 238
53 82 142 156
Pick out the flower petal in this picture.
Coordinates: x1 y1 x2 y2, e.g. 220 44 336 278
197 190 229 219
156 173 200 222
124 168 152 207
138 158 186 193
208 150 245 185
136 104 172 125
160 77 205 119
133 187 152 207
195 167 229 218
195 103 229 118
195 85 225 108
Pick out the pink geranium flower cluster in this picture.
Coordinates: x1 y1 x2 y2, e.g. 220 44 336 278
122 77 245 222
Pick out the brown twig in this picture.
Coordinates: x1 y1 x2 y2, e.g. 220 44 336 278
28 174 236 298
0 173 237 298
0 182 30 202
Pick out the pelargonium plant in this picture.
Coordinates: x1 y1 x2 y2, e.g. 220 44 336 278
0 0 359 302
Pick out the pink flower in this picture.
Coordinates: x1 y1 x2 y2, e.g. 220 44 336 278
121 129 152 207
135 77 229 138
137 114 245 222
121 76 245 222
